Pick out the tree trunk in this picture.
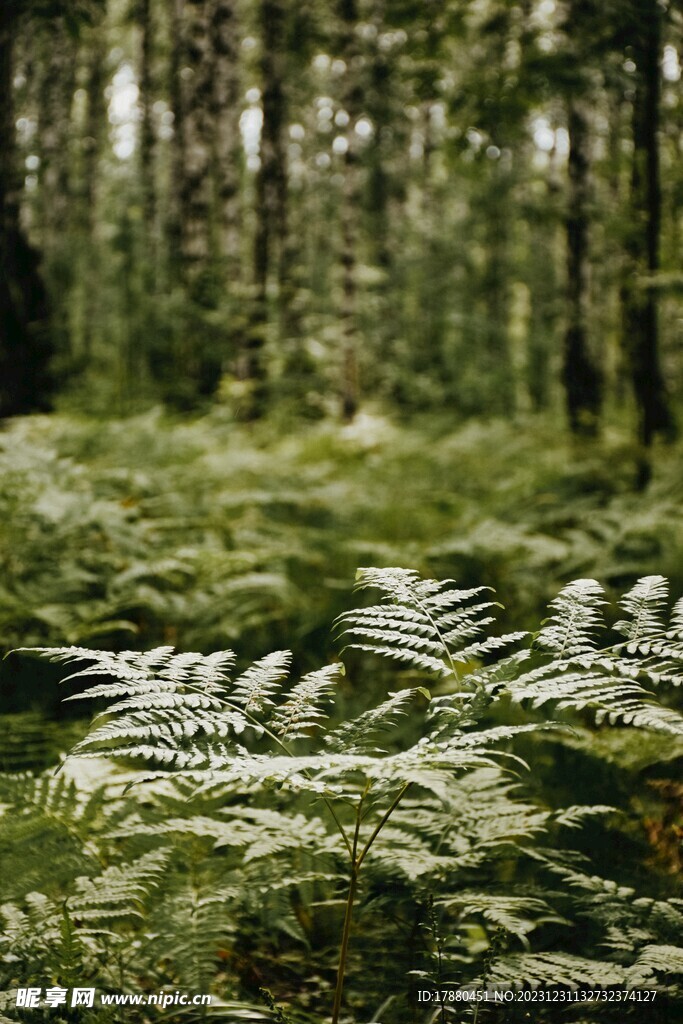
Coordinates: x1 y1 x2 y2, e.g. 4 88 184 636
139 0 157 261
622 0 674 469
0 6 20 265
0 2 54 418
337 0 361 421
526 179 559 413
244 0 288 415
182 0 214 291
36 16 77 354
210 0 242 274
79 20 107 359
167 0 185 287
481 166 515 416
563 95 602 435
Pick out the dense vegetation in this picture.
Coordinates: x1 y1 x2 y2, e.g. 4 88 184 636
1 0 682 1020
2 563 683 1023
1 414 683 1021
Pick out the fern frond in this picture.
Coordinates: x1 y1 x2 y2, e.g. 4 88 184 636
68 849 170 925
506 664 683 734
271 665 341 741
145 883 237 991
26 646 235 699
479 952 628 987
338 567 521 678
668 597 683 638
536 579 605 657
110 809 327 863
0 772 109 899
615 575 668 643
325 688 420 753
232 651 292 714
632 944 683 976
438 892 566 939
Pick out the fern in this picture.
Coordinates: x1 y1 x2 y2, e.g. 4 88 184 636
338 567 526 677
536 578 606 657
270 665 340 740
6 568 683 1022
232 651 292 714
476 951 629 987
505 576 683 735
615 575 669 644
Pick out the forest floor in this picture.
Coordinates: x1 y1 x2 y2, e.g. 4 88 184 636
2 405 682 673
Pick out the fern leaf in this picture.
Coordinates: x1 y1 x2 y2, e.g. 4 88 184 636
325 688 420 753
232 651 292 714
632 944 683 975
479 952 628 988
668 597 683 638
271 665 341 741
536 579 605 657
339 568 511 677
438 892 566 938
615 575 668 644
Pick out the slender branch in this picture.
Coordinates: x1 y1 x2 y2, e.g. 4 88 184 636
356 781 412 870
331 791 366 1024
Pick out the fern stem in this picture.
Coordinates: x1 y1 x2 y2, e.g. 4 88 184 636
331 793 365 1024
331 864 358 1024
415 598 460 682
356 781 412 870
331 782 410 1022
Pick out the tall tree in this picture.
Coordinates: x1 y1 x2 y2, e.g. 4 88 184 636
243 0 288 415
210 0 242 279
78 14 107 359
336 0 362 420
563 91 602 434
161 0 229 403
138 0 156 259
0 1 55 418
621 0 675 472
181 0 214 290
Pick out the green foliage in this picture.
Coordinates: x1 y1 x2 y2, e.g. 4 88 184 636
1 568 682 1022
4 410 683 681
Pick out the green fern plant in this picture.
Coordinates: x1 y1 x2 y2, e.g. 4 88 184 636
7 568 683 1021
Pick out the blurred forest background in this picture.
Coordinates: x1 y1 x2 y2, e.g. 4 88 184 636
1 0 681 438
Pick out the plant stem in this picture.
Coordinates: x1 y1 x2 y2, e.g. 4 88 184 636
331 865 358 1024
356 781 411 869
331 782 412 1023
331 794 364 1024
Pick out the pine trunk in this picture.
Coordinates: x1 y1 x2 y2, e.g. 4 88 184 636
244 0 287 414
37 17 77 352
182 0 214 291
0 2 54 417
139 0 156 261
622 0 674 462
79 20 107 358
210 0 241 274
167 0 185 287
337 0 361 421
563 95 601 434
481 168 515 416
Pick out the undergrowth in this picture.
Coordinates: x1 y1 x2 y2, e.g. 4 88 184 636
2 409 683 687
1 568 682 1022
